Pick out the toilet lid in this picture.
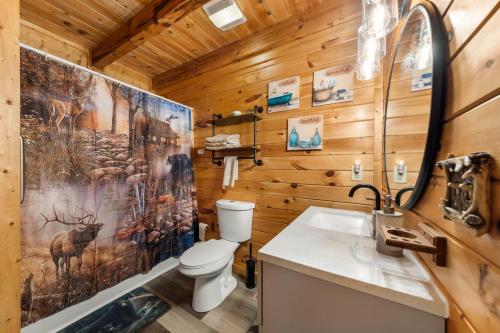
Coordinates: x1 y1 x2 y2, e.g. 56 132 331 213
180 239 236 268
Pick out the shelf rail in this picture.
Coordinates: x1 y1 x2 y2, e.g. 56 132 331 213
210 105 263 166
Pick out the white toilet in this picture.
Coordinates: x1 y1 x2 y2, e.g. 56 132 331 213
179 199 255 312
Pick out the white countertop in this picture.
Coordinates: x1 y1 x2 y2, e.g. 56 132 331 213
258 206 449 318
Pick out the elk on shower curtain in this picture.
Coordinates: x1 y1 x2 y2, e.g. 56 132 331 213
20 47 197 327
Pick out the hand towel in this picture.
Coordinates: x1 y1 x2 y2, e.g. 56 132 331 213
223 156 238 188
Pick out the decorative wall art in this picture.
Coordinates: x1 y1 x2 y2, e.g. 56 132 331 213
267 76 300 113
312 64 354 106
436 152 491 236
287 115 323 151
411 68 432 91
20 47 196 327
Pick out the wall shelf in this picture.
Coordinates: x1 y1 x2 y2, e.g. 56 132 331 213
207 112 262 126
208 146 261 153
210 105 263 166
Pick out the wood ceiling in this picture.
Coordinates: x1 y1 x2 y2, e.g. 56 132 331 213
21 0 328 81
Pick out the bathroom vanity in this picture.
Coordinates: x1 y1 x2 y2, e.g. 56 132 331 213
258 207 448 333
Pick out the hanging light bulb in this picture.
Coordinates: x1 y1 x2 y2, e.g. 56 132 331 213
415 33 432 70
356 56 380 81
362 0 399 38
356 25 384 80
358 26 386 60
415 41 431 70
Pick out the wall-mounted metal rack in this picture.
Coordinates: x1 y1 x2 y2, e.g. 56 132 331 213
207 105 264 166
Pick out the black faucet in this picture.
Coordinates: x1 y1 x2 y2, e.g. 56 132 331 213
395 186 414 206
348 184 381 211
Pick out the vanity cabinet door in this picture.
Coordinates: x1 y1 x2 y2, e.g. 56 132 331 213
259 262 444 333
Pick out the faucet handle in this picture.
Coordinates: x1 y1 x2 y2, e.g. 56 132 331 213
382 195 395 214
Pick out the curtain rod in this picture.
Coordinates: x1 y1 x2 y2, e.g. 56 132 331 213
19 43 193 111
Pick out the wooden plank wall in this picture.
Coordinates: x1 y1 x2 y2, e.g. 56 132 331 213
394 1 500 333
156 0 500 332
20 20 153 90
0 1 21 332
156 0 378 276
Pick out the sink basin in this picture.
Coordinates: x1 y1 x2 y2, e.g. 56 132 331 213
304 209 372 237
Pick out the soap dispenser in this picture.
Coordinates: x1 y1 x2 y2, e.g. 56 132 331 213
375 195 405 256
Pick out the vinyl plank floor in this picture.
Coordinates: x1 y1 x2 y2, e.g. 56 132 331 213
142 269 258 333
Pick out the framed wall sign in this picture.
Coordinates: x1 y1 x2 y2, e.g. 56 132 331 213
287 115 323 151
268 76 300 113
313 64 354 106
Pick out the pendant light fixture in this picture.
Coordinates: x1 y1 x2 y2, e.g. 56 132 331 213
403 20 432 71
356 0 402 80
356 26 385 80
362 0 399 38
358 26 386 59
414 23 432 70
356 57 380 81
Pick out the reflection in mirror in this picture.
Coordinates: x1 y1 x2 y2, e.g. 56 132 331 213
383 3 447 209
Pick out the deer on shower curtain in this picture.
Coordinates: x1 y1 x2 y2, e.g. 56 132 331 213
19 47 197 327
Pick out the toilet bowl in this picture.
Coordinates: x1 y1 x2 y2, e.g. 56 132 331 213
179 239 238 312
179 199 255 312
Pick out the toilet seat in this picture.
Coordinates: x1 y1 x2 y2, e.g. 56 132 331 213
179 239 238 276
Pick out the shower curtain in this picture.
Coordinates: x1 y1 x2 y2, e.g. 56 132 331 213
19 47 197 327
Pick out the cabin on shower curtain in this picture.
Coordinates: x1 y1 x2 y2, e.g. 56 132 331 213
19 46 197 327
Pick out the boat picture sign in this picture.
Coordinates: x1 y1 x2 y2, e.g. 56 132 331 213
313 64 354 106
268 76 300 113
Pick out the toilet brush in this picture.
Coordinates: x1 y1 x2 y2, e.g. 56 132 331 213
245 243 256 289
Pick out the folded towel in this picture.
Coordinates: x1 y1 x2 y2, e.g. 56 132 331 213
206 134 240 144
226 135 240 145
223 156 238 188
205 135 228 143
206 138 240 145
205 143 241 151
205 141 230 147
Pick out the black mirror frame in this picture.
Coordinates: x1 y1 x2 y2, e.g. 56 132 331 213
383 1 449 210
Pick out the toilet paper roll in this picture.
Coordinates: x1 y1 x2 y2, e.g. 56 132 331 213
199 223 208 241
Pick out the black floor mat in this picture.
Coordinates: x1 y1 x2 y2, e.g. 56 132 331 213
58 287 170 333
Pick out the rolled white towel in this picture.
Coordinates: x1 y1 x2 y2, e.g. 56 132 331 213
206 135 227 143
206 134 240 144
205 141 229 147
226 134 240 145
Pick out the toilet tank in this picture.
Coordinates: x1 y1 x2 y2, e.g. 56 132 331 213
216 199 255 242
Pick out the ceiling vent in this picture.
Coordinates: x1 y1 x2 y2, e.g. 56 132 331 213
203 0 246 31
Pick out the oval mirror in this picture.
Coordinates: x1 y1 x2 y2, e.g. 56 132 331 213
383 2 448 209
